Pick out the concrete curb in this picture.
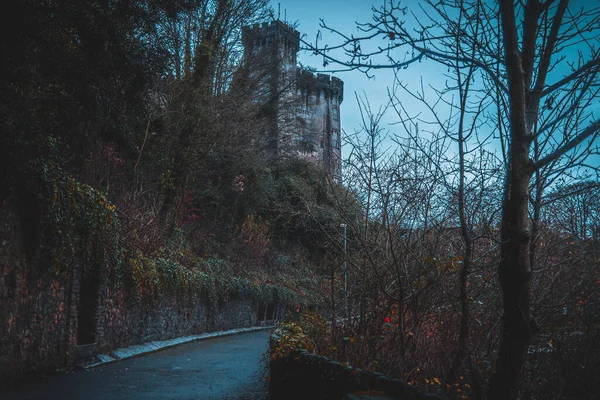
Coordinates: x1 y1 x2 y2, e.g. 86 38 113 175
80 326 273 369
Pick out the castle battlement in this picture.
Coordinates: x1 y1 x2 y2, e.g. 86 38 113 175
242 20 300 50
297 69 344 102
245 20 296 32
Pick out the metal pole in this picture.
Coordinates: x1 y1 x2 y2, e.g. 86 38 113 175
340 224 347 294
340 223 347 317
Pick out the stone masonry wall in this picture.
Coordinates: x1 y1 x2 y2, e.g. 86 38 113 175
0 196 77 376
96 289 257 355
269 332 445 400
0 195 266 378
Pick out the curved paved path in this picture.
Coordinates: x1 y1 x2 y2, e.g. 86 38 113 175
2 329 271 400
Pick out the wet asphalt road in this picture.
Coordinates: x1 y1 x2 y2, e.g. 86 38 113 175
1 329 271 400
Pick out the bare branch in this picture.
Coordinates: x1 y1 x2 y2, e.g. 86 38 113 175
532 119 600 170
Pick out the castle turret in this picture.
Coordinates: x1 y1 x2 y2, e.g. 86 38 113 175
242 21 343 181
294 71 343 181
242 21 300 65
242 22 300 153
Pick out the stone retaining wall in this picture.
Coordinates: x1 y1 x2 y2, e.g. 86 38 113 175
269 333 445 400
0 195 275 377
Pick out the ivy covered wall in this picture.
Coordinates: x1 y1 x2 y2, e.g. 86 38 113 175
0 194 77 375
0 165 297 377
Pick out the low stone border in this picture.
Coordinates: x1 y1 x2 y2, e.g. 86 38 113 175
269 332 447 400
80 326 273 369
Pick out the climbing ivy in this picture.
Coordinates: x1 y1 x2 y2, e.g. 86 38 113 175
122 252 308 313
19 144 320 323
31 152 121 281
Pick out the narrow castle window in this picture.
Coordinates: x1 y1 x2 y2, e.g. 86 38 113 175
296 119 314 153
296 119 307 142
332 106 339 121
331 129 340 148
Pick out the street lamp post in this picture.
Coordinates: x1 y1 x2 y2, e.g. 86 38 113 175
340 223 347 316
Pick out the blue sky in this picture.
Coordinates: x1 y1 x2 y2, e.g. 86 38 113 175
270 0 479 161
270 0 600 181
271 0 404 138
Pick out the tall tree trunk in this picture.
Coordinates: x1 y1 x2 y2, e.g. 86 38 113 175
489 1 570 397
489 1 539 398
448 42 476 382
488 157 536 400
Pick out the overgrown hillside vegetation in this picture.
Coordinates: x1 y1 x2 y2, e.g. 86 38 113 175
0 0 355 374
0 0 346 292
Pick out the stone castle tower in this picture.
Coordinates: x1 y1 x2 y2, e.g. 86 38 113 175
242 21 343 181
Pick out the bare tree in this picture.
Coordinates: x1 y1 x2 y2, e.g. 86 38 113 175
156 0 271 92
309 1 600 398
